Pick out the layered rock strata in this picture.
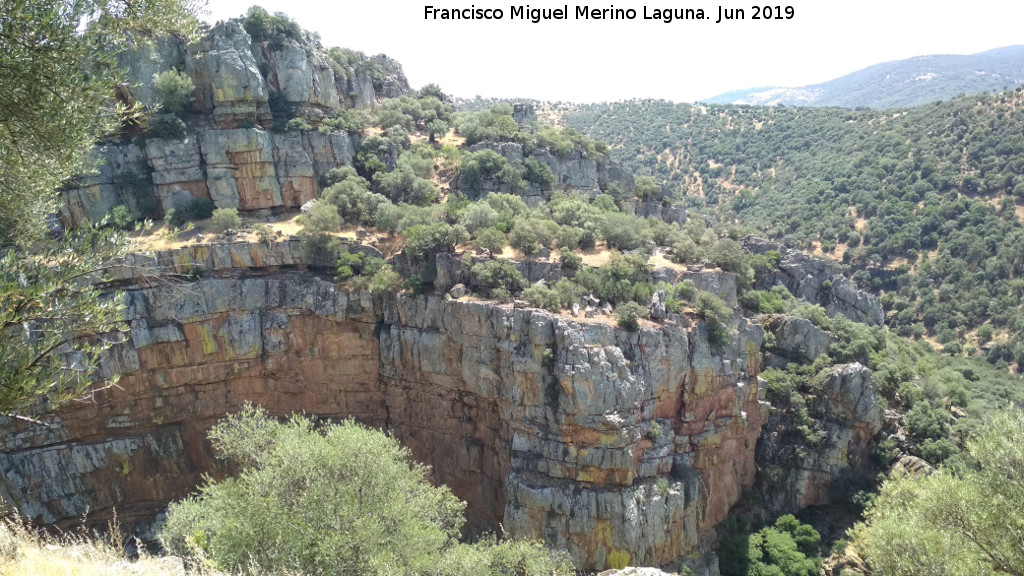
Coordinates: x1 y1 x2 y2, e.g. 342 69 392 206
62 18 407 228
0 242 767 570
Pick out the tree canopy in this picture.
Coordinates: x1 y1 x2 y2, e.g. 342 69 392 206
0 0 200 418
161 406 573 576
853 409 1024 576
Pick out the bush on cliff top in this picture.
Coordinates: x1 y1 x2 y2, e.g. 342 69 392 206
161 405 572 576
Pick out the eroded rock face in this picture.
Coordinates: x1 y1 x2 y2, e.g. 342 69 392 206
188 21 270 128
61 18 402 227
0 243 767 571
743 236 883 326
60 128 359 225
763 315 835 368
756 363 882 510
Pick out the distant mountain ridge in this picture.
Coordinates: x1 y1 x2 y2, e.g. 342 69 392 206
703 45 1024 108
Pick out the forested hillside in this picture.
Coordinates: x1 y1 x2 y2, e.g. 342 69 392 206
564 90 1024 369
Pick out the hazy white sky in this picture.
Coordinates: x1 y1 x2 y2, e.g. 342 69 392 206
204 0 1024 103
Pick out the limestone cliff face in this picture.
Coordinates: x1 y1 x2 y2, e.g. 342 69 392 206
0 242 766 570
62 19 408 228
61 128 358 226
743 236 884 327
756 363 882 511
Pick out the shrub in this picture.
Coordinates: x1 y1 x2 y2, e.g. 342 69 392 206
552 278 586 308
301 201 342 233
459 149 523 195
573 252 652 305
161 406 469 576
148 114 186 139
209 208 241 233
187 197 215 220
474 227 507 255
674 279 697 302
460 202 500 233
670 235 704 264
523 157 556 189
336 251 385 282
110 205 133 230
369 265 403 292
253 223 274 245
709 238 753 288
164 208 185 228
601 212 645 251
695 291 731 324
322 176 387 226
522 285 561 312
592 193 618 212
559 251 582 273
153 69 194 115
403 223 468 259
471 259 524 295
243 6 302 48
285 117 313 131
300 231 342 269
616 301 647 331
718 514 821 576
491 287 511 303
633 175 660 199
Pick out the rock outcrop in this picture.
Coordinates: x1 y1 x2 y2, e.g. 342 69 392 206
61 127 358 225
61 18 407 228
743 236 883 326
756 363 882 510
763 315 835 368
0 242 767 571
451 141 635 205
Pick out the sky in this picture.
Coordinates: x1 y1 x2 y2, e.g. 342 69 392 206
203 0 1024 103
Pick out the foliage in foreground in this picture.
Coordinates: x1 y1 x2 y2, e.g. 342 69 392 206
853 409 1024 576
161 406 572 576
0 0 200 420
0 226 136 418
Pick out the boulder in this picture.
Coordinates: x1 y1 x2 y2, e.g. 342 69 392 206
763 315 835 367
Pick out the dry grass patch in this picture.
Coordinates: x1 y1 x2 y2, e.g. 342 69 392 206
0 518 199 576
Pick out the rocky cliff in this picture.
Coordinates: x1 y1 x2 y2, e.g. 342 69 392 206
61 19 408 229
0 241 768 570
756 363 882 511
743 236 884 327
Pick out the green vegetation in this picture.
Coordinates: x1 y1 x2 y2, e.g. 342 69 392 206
243 6 302 48
208 208 241 233
161 406 572 576
301 201 343 233
565 90 1024 368
146 114 187 139
0 0 199 418
153 69 194 115
853 410 1024 576
719 515 822 576
616 301 647 331
335 251 385 282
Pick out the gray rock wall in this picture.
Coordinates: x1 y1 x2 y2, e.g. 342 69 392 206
0 242 768 571
743 236 884 326
62 18 406 227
